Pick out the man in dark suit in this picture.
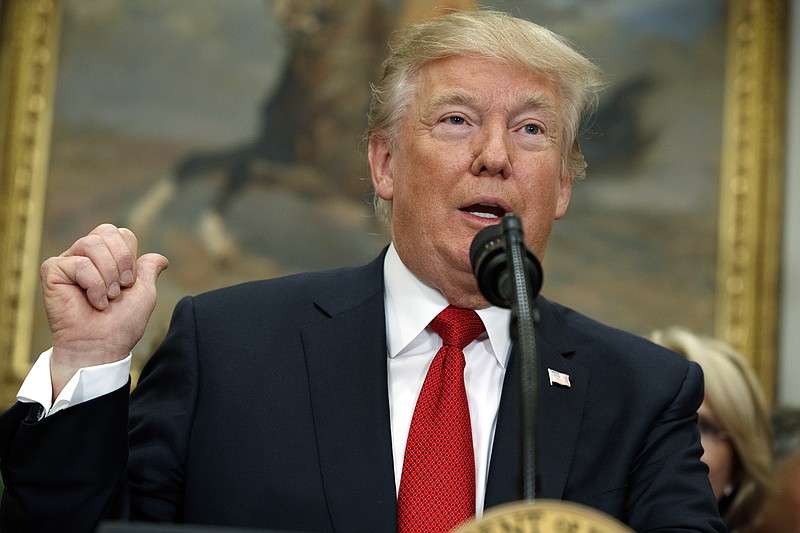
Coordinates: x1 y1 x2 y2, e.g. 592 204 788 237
0 9 724 533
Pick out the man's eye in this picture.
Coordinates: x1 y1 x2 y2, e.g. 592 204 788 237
524 123 541 135
446 116 466 125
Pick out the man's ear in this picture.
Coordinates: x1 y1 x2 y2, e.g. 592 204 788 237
555 171 573 220
368 136 394 201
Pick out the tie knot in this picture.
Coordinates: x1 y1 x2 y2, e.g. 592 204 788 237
429 305 485 350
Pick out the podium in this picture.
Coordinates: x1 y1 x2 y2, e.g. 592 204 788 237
97 503 633 533
457 500 633 532
97 523 290 533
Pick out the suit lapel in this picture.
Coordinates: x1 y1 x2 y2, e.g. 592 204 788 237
485 298 588 508
301 252 398 531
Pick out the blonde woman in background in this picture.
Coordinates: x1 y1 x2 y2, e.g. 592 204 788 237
650 326 774 533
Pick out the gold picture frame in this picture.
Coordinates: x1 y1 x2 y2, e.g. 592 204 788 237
0 0 789 408
715 0 788 406
0 0 61 407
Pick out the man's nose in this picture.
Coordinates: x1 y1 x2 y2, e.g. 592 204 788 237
470 122 512 177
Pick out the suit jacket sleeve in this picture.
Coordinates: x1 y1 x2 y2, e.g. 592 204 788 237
2 254 392 533
623 360 723 531
0 294 204 532
0 384 131 533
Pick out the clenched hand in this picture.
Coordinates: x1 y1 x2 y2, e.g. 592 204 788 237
40 224 169 400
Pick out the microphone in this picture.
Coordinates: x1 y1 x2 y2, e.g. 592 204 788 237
469 214 543 308
470 213 543 501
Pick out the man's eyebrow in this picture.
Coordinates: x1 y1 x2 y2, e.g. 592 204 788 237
424 89 560 122
426 89 482 111
515 92 560 122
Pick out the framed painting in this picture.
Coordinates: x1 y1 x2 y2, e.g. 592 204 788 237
0 0 788 408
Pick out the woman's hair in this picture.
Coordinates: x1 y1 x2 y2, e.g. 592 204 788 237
650 326 774 531
367 8 605 222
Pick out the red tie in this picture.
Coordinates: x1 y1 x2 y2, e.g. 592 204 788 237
397 305 486 533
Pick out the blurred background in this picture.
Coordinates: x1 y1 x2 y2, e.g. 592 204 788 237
37 0 725 374
2 0 791 416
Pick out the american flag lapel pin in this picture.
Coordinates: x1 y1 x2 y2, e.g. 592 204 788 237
548 368 571 388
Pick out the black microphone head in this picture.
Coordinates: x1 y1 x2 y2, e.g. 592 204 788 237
469 216 543 308
470 223 511 308
469 223 503 276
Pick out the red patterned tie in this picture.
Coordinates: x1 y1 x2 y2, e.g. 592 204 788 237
397 305 486 533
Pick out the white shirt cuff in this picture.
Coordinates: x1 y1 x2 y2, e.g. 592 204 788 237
16 347 132 418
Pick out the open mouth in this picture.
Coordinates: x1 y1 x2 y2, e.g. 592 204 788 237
461 203 507 219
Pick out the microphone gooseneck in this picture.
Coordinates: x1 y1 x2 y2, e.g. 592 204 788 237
469 213 542 502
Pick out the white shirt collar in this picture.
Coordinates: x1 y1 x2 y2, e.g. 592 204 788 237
383 243 512 368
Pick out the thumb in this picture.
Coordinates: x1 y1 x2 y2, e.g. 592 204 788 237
135 253 169 286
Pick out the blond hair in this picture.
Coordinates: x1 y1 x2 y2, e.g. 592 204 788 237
650 326 774 531
367 8 605 222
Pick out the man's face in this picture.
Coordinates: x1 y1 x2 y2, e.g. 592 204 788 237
369 55 572 308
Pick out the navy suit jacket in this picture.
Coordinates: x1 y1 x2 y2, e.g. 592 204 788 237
0 249 724 532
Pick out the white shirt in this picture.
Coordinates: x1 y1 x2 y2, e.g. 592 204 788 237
18 243 512 514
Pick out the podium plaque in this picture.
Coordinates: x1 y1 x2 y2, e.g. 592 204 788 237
457 500 634 533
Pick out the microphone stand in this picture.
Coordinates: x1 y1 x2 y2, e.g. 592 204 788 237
499 215 540 502
466 216 632 533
